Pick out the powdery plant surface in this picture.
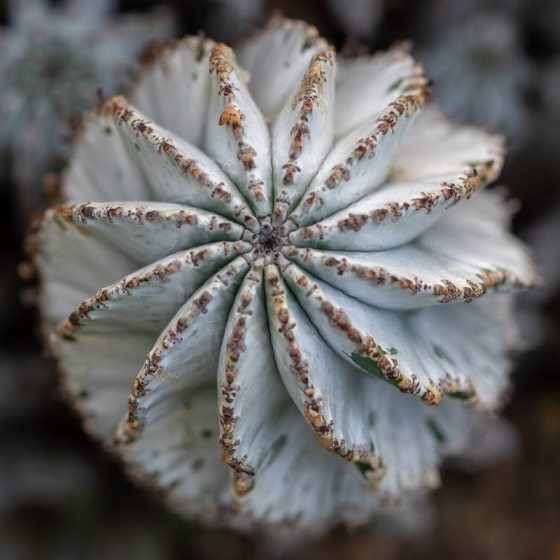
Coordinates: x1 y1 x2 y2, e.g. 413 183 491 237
33 18 536 532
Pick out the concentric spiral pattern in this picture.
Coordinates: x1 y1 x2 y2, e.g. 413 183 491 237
37 19 536 530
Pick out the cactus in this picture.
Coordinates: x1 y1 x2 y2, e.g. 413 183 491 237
34 18 536 531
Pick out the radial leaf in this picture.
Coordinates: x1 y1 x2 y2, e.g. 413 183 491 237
335 45 427 138
289 109 504 250
50 242 249 440
102 97 258 229
131 35 215 148
236 403 379 529
217 261 290 495
264 263 385 479
281 260 516 409
64 105 151 202
37 209 137 327
236 17 329 121
271 49 336 224
287 93 427 229
205 44 272 218
55 201 245 264
285 191 536 309
119 256 251 445
117 385 232 522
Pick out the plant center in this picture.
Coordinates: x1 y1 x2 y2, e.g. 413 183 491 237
252 224 286 257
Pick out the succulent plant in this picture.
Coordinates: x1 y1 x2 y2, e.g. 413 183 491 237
34 18 536 531
323 0 383 40
419 12 533 142
180 0 267 43
0 0 173 213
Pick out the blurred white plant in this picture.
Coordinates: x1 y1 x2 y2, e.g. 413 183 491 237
420 14 533 143
202 0 267 42
0 0 174 214
34 18 535 533
324 0 383 40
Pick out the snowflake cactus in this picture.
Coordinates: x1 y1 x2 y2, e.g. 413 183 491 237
34 18 536 530
0 0 173 210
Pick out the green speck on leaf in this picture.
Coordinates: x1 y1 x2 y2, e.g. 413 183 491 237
432 344 454 365
192 458 204 471
53 215 66 231
103 126 112 135
62 333 77 342
449 391 471 401
195 45 205 62
301 38 313 52
402 83 419 93
386 77 404 94
262 434 287 469
465 160 481 169
349 352 400 388
426 419 446 443
355 461 374 479
134 143 141 152
78 389 89 399
389 347 399 356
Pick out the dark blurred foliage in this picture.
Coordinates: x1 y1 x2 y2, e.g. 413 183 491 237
0 0 559 558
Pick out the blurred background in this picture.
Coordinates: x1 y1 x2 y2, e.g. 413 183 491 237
0 0 559 558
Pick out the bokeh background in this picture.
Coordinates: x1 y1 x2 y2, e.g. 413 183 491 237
1 0 559 558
